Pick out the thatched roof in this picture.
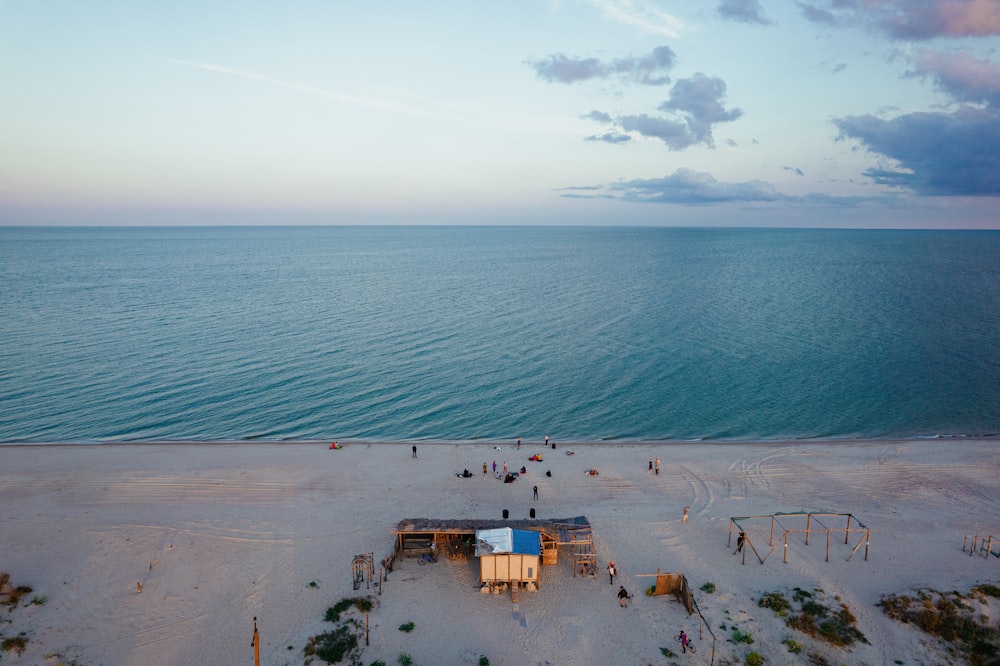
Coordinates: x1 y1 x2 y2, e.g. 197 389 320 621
393 516 591 544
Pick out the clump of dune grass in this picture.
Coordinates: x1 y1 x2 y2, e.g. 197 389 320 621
880 587 1000 664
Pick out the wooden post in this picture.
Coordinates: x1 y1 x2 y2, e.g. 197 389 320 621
963 534 969 552
783 530 789 564
864 529 870 561
252 617 260 666
366 613 370 646
826 529 831 562
727 520 734 548
769 516 775 546
985 536 993 559
805 514 812 545
845 514 851 544
970 535 978 557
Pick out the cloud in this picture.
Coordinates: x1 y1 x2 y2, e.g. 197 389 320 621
717 0 772 25
831 50 1000 196
584 132 633 143
596 168 783 203
528 46 676 85
583 110 614 123
166 58 448 119
617 114 695 148
835 106 1000 195
658 73 743 145
582 0 685 37
798 0 1000 39
912 50 1000 106
562 168 885 206
584 73 743 150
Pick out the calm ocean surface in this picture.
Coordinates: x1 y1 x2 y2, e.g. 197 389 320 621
1 226 998 444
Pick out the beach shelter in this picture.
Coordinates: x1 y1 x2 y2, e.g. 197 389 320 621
476 527 541 587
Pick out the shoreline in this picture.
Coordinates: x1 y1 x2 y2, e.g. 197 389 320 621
2 434 999 448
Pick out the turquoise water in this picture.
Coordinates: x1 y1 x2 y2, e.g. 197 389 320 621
1 226 998 443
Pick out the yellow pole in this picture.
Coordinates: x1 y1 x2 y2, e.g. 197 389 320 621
252 616 260 666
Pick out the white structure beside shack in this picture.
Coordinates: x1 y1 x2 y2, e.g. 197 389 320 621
476 527 542 589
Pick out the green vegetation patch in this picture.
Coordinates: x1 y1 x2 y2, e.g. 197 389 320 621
1 635 28 655
304 624 360 664
760 587 868 648
879 587 1000 664
307 595 377 664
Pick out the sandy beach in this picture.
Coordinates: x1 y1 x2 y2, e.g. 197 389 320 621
1 439 998 665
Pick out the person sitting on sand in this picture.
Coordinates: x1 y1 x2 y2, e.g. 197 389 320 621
520 466 527 474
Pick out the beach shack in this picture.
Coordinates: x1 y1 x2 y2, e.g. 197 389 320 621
476 527 542 590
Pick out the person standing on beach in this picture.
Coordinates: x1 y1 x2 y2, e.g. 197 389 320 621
648 459 653 474
655 458 660 475
736 531 746 553
502 461 508 476
618 585 629 607
412 445 417 459
492 460 497 474
608 560 616 585
533 484 538 500
683 506 689 523
483 462 488 478
517 437 521 450
545 435 549 448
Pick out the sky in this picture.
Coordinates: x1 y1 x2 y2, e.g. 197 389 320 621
2 0 999 228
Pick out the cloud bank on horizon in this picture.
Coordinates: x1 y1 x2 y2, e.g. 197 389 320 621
1 0 998 227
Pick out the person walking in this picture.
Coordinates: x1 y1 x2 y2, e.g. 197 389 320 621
483 462 488 478
607 560 616 585
736 530 746 553
679 630 690 653
412 445 417 459
648 459 653 474
655 458 660 475
532 484 538 500
502 461 508 476
618 585 630 607
517 437 521 450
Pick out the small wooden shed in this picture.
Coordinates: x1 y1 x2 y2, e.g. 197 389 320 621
476 527 542 587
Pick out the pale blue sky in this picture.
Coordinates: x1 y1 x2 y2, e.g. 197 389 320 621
2 0 999 227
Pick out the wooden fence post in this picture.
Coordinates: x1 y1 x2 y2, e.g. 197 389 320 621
783 531 789 564
252 617 260 666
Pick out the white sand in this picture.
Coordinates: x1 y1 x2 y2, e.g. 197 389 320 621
1 440 998 665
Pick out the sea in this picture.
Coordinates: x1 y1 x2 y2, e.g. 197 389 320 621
1 225 998 444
